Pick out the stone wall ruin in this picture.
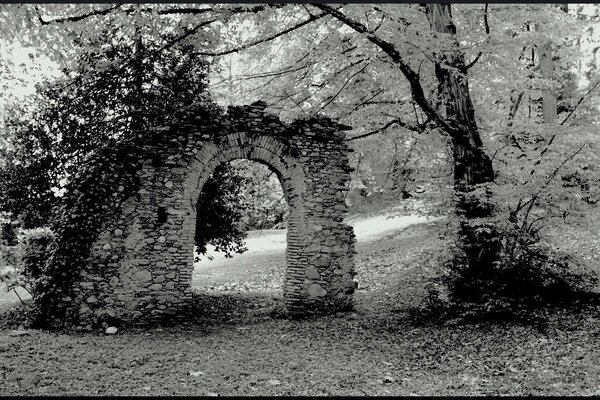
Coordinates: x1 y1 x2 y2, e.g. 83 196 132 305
45 101 357 329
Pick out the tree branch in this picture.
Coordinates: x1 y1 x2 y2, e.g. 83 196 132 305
346 119 401 142
513 143 587 221
463 52 482 71
484 4 490 34
37 4 282 25
529 78 600 164
313 4 451 135
37 4 123 25
337 89 385 119
346 118 429 141
560 79 600 125
381 139 400 189
312 62 369 116
507 90 524 127
193 12 327 57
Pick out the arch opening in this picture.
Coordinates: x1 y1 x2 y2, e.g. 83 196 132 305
193 159 289 297
188 154 299 320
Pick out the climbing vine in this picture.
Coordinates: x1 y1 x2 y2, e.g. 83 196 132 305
33 138 143 328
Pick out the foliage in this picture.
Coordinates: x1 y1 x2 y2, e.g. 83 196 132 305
0 212 53 300
0 213 19 246
195 160 289 261
423 115 600 320
426 210 598 322
0 22 213 227
0 107 59 228
32 138 142 328
5 219 600 396
1 3 600 323
20 227 54 282
233 160 288 231
208 4 600 215
195 163 251 261
1 22 221 326
1 17 289 269
0 214 22 293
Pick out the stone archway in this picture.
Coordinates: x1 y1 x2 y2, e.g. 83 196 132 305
44 101 357 329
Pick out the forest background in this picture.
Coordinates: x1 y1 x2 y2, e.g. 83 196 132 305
0 3 599 321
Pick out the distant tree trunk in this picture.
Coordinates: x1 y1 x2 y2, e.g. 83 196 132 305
425 4 495 218
539 3 569 123
539 39 557 123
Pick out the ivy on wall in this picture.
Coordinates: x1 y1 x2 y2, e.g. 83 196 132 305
33 138 142 328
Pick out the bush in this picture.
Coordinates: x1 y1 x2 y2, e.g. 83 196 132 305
0 218 53 312
20 228 54 282
424 217 599 322
0 219 18 246
0 226 54 293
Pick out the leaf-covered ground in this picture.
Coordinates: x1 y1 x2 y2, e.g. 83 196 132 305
2 221 600 396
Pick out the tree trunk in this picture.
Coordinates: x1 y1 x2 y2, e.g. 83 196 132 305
425 4 495 217
538 27 557 123
314 3 495 215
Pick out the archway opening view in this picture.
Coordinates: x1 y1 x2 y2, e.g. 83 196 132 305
192 159 289 319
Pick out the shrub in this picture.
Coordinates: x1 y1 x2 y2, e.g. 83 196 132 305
424 217 599 322
20 228 54 282
0 219 18 246
0 226 54 295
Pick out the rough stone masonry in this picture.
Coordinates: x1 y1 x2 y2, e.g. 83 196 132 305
59 101 357 329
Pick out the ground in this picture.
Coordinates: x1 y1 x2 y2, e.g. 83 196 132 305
1 215 600 396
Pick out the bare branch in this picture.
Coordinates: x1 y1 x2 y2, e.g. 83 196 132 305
491 143 511 163
463 52 482 71
337 89 385 119
514 143 587 219
381 139 399 189
525 79 600 169
484 4 490 34
153 19 217 58
346 117 429 142
346 119 402 142
281 89 308 115
37 4 283 25
543 143 586 187
210 53 311 93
